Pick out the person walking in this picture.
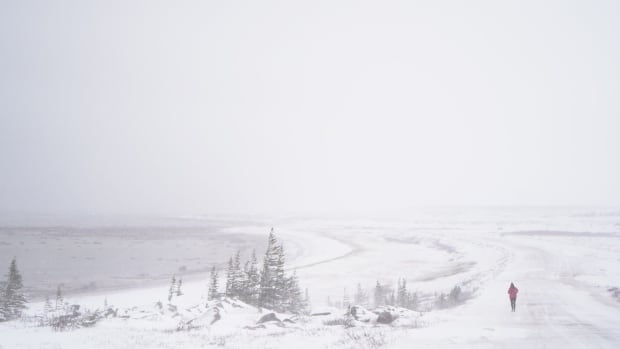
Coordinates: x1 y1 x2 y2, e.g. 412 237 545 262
508 282 519 312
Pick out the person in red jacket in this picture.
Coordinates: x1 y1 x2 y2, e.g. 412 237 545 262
508 282 519 312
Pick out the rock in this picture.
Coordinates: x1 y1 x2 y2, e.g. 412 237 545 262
311 312 331 316
350 306 365 320
283 318 295 324
257 312 281 324
210 308 221 325
349 305 375 322
104 308 117 318
80 313 100 327
376 311 394 324
177 318 199 331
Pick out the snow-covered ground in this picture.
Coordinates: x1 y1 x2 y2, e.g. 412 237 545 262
1 208 619 348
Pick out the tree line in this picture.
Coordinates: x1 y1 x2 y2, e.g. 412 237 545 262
207 228 308 314
329 278 419 310
331 279 465 311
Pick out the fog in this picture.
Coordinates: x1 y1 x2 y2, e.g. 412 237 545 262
1 0 619 217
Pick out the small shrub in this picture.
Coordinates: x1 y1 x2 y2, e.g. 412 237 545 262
342 328 387 349
323 318 347 326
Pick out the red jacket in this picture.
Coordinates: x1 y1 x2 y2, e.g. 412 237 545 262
508 285 518 299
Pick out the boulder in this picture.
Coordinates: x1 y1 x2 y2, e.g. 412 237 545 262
210 308 221 325
376 311 394 324
257 312 281 324
104 308 117 318
350 305 373 322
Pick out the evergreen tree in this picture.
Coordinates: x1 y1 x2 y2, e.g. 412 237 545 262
241 260 250 301
342 287 351 308
407 291 418 310
304 288 310 309
0 280 6 321
387 289 396 306
449 285 461 304
373 281 384 308
397 278 408 307
176 278 183 296
225 256 234 297
207 229 308 313
259 228 281 310
2 258 27 319
243 250 260 304
222 250 246 299
273 243 287 311
44 295 53 315
55 285 63 310
436 292 446 308
354 283 368 307
208 266 219 300
231 250 245 298
284 271 305 313
168 275 176 302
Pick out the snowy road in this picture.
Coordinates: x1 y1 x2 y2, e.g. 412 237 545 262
503 237 620 348
398 231 620 348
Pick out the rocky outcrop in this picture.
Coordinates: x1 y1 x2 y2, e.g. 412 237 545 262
257 312 281 324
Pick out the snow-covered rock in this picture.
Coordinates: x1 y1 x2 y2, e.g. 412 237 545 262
257 312 281 324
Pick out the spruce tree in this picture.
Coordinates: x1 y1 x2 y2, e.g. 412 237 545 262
2 258 27 319
449 285 461 304
284 271 305 313
397 278 408 307
208 266 219 300
436 292 446 308
304 288 310 309
387 289 396 306
0 280 6 321
273 243 287 311
247 263 258 304
231 250 245 298
168 275 176 302
225 256 234 297
176 278 183 296
259 228 280 310
242 250 260 304
241 260 250 301
354 283 368 307
342 287 351 308
55 285 63 310
373 281 384 308
407 291 418 310
44 295 53 314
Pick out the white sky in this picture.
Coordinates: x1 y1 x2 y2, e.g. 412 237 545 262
1 0 619 216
